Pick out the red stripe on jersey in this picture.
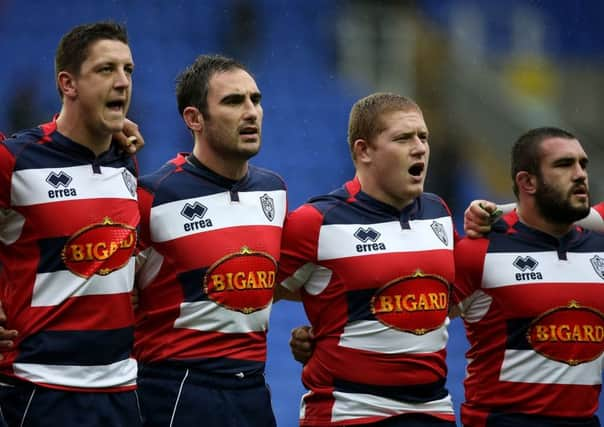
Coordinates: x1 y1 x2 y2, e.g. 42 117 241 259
305 340 447 387
594 202 604 220
20 294 135 333
21 198 139 237
154 226 282 272
0 143 15 208
299 388 337 427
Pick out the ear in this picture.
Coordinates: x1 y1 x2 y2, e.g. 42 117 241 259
352 138 372 165
57 71 77 99
182 106 203 132
516 171 537 195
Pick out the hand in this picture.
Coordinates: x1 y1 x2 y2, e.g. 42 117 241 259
289 325 314 365
0 302 17 360
464 200 500 238
114 118 145 154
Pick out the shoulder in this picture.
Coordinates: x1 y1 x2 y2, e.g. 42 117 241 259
418 192 453 217
247 164 287 191
138 155 185 193
2 127 45 154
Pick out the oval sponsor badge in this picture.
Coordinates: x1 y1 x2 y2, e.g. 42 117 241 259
527 301 604 365
370 271 449 335
204 247 277 314
62 217 136 278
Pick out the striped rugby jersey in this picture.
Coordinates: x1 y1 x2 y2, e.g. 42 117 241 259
0 121 139 391
134 154 286 377
454 211 604 427
277 177 456 426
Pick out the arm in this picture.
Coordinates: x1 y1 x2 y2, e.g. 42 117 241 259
0 302 18 359
576 205 604 232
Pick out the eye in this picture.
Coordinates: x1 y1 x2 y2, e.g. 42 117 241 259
251 93 262 105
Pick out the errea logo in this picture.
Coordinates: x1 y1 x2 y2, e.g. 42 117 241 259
513 255 543 281
46 171 77 198
181 202 213 232
354 227 386 253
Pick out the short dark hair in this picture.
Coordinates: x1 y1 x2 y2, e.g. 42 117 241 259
55 21 128 97
175 54 249 118
348 93 422 159
511 127 577 197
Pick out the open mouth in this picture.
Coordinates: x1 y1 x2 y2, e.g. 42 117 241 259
239 126 258 137
408 162 425 177
106 100 125 111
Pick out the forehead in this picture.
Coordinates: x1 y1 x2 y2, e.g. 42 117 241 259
83 39 133 65
207 68 259 98
540 137 586 162
379 109 427 133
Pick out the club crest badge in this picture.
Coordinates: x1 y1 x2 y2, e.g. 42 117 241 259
430 221 448 246
590 255 604 280
260 193 275 222
122 169 137 197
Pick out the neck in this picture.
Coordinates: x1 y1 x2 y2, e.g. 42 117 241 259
192 144 248 181
516 199 573 238
55 107 112 156
356 172 414 211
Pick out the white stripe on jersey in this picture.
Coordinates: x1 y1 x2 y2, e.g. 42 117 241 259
500 349 603 385
338 319 449 354
136 247 164 290
483 251 604 288
0 208 25 245
150 190 287 243
306 390 454 423
174 300 272 333
13 357 137 389
280 262 332 295
317 217 453 261
11 165 137 206
459 290 493 323
32 258 135 307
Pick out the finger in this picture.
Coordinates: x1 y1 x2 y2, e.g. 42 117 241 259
291 326 311 339
0 327 18 339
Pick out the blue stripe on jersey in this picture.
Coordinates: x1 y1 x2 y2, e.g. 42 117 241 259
139 158 286 207
165 356 265 377
8 128 137 174
16 327 134 365
177 268 210 302
37 237 69 273
312 191 449 227
347 289 377 322
333 377 448 404
487 222 604 254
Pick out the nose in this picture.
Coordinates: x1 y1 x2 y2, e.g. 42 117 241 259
411 135 427 155
114 68 131 89
574 162 588 181
242 97 260 121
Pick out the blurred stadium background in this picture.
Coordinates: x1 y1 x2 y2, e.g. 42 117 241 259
1 1 603 425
